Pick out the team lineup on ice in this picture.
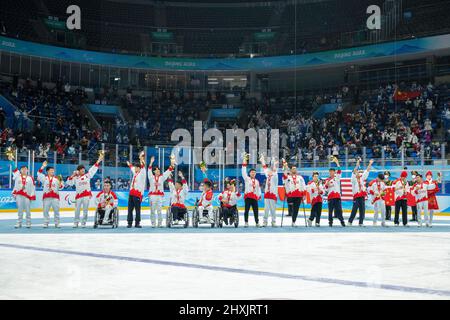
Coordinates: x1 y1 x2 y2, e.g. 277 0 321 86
4 150 445 230
1 150 450 300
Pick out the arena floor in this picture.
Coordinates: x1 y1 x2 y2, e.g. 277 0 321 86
0 210 449 300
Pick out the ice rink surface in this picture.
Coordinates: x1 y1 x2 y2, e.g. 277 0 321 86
0 210 450 300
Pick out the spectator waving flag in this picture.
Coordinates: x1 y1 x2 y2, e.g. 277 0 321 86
393 88 421 101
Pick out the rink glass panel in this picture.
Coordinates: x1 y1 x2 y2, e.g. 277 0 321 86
0 146 447 193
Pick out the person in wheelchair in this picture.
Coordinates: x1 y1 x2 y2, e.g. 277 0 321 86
218 179 241 225
95 180 118 225
198 180 214 223
168 171 189 223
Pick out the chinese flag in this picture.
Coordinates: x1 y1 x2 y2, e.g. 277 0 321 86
305 191 311 204
394 88 421 101
278 186 286 202
407 193 416 206
384 187 395 206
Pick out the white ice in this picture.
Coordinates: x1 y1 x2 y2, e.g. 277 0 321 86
0 210 449 300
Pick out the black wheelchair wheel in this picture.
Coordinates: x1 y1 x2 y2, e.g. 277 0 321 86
193 208 199 228
168 209 173 228
234 210 239 228
93 209 99 229
114 209 119 228
166 208 171 228
184 210 189 228
210 209 216 228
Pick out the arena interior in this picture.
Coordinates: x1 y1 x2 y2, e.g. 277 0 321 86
0 0 449 301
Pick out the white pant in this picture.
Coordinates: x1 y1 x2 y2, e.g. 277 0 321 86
429 209 434 224
417 201 429 224
75 197 90 224
264 198 277 223
150 195 163 225
373 200 386 223
43 198 60 224
16 195 31 225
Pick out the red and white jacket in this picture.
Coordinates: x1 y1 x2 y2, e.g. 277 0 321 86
425 178 440 197
198 189 214 208
413 181 435 203
37 170 64 200
351 170 369 199
148 166 173 196
218 190 241 208
394 179 410 201
368 179 386 204
168 179 189 208
282 170 305 198
307 180 324 206
241 164 261 200
324 170 342 200
263 165 278 201
95 191 118 209
129 164 147 201
12 169 36 200
66 163 99 200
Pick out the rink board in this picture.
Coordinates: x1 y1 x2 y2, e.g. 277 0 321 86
0 190 449 214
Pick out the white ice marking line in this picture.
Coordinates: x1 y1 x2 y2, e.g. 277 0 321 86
1 242 449 297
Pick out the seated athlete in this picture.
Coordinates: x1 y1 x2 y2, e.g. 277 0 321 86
198 180 214 223
218 179 241 225
168 171 189 222
95 180 118 224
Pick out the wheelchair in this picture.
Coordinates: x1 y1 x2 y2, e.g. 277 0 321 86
218 205 239 228
192 200 219 228
93 207 119 229
166 206 189 228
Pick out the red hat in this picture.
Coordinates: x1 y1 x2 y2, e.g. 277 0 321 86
426 171 432 177
400 171 408 178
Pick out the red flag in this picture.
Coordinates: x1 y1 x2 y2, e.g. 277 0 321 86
384 187 395 206
393 88 421 101
407 192 416 206
305 190 311 204
278 186 286 202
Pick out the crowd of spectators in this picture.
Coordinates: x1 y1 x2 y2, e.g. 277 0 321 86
0 79 448 169
245 82 448 165
0 79 103 162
